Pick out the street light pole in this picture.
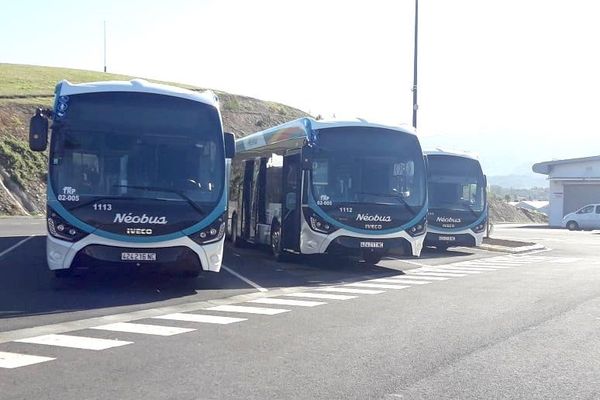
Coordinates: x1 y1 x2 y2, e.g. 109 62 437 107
412 0 419 129
103 20 107 73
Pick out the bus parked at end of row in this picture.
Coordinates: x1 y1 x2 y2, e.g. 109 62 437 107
228 118 428 264
424 149 488 250
29 79 235 277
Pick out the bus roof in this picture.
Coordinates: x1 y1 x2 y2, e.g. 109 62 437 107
424 148 480 161
55 79 219 108
236 117 416 152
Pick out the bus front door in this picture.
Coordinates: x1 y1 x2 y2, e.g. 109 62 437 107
281 153 301 252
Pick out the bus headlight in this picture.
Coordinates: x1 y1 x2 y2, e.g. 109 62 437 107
471 220 487 233
304 209 337 234
47 206 89 242
189 214 226 244
406 216 427 237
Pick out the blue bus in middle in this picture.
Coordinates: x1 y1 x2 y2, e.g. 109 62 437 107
228 118 428 265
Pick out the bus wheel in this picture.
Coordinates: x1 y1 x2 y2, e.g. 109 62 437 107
231 215 244 248
566 221 579 231
54 268 73 278
362 251 383 265
270 223 288 261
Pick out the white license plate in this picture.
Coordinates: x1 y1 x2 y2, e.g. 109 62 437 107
360 242 384 248
438 236 456 241
121 252 157 261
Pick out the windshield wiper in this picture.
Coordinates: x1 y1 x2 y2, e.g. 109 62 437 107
356 191 416 216
112 185 204 215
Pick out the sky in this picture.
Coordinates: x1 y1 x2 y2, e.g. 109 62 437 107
1 0 600 176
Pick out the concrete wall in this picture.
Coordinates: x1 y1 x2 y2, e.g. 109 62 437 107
550 160 600 179
548 180 564 227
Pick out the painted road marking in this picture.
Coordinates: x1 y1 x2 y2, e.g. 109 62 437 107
435 266 499 272
390 275 450 281
420 268 483 274
407 271 467 278
0 235 37 260
15 334 132 350
221 265 268 292
315 287 385 295
0 351 55 369
344 282 409 290
371 278 430 285
283 292 357 300
248 298 326 307
454 263 512 269
207 305 290 315
90 322 195 336
152 313 247 325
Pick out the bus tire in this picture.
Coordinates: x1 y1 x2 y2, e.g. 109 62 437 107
54 269 73 278
231 214 244 248
363 251 383 265
270 221 288 261
566 221 579 231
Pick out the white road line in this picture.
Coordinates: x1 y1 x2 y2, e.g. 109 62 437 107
0 351 55 369
15 334 132 350
390 275 450 281
207 305 289 315
152 313 246 324
344 282 409 290
371 278 430 285
420 268 484 274
407 271 467 278
0 235 36 260
454 265 511 270
438 266 498 272
283 292 356 300
90 322 195 336
454 263 512 269
221 265 268 292
248 298 326 307
315 287 385 295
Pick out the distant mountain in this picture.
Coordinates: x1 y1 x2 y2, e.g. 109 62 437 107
488 174 548 189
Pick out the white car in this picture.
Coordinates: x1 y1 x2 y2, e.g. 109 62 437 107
562 204 600 230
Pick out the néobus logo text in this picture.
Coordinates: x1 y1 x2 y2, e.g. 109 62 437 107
356 214 391 230
113 213 168 225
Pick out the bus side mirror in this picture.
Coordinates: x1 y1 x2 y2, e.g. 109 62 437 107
301 146 313 170
224 132 235 159
29 109 49 152
285 192 297 210
483 174 488 187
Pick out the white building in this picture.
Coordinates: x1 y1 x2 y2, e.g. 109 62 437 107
532 156 600 227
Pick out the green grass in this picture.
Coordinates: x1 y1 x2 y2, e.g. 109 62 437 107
0 63 202 97
0 133 47 188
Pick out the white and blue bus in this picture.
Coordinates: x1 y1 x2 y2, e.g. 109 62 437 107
424 150 488 250
29 79 235 277
228 118 428 264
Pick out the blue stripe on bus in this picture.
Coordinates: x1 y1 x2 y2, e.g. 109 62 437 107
307 194 428 235
47 182 226 243
431 209 488 233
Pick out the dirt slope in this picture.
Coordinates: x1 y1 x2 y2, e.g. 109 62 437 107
0 64 308 215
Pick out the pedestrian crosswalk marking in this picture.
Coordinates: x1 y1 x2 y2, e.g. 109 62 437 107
248 298 326 307
153 313 247 325
91 322 195 336
371 278 430 285
284 292 356 300
315 287 385 295
207 305 290 315
408 271 467 278
344 282 409 290
0 351 55 369
15 334 132 351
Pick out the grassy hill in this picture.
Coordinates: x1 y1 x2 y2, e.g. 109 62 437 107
0 63 308 215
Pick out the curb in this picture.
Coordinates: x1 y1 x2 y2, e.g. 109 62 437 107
479 243 546 254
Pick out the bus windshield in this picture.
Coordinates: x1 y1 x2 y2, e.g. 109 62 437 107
428 155 485 213
49 92 224 212
310 127 426 210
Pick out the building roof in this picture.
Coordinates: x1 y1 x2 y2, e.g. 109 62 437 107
532 155 600 175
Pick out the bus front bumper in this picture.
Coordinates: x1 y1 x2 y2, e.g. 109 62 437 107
46 234 224 272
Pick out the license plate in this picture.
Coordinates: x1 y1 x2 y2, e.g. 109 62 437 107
360 241 384 248
121 252 157 261
438 236 456 241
